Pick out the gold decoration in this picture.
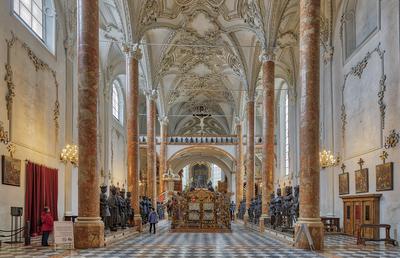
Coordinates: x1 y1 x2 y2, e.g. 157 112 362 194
379 151 388 164
0 122 9 145
60 144 79 166
384 129 400 149
319 149 339 169
7 142 16 158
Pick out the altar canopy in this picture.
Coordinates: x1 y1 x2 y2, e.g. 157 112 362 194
171 189 231 232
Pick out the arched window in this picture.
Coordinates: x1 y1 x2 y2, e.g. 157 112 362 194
283 90 289 176
112 81 124 124
13 0 56 52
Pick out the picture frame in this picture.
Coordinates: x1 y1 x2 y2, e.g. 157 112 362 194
1 155 21 186
355 168 368 193
339 172 349 195
376 162 393 191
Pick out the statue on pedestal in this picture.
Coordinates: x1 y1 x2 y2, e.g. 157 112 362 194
254 195 262 225
118 188 127 229
207 180 214 192
271 188 283 229
107 186 120 231
282 186 294 228
100 185 111 230
290 185 300 223
125 192 133 227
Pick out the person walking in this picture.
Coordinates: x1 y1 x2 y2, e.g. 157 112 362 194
148 208 158 234
41 207 54 246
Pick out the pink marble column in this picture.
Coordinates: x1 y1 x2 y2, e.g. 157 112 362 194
245 97 255 212
125 45 142 231
294 0 324 250
235 120 244 211
158 117 168 195
74 0 104 248
260 49 275 230
146 91 157 208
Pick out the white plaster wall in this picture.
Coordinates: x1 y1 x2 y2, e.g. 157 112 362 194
323 0 400 238
0 0 67 230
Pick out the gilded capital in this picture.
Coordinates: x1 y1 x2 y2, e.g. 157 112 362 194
259 48 276 63
123 43 142 60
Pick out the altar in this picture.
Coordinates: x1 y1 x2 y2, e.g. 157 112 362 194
171 189 231 232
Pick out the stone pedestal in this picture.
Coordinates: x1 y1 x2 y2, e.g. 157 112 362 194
74 218 104 249
294 219 324 250
133 214 142 232
259 214 268 232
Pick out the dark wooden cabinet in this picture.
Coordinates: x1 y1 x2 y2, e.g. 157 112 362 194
340 194 381 239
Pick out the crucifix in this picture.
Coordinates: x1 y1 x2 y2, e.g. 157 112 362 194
193 113 211 135
340 163 346 174
357 158 365 170
379 151 389 164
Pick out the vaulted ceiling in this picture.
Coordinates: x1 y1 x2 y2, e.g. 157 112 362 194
98 0 300 135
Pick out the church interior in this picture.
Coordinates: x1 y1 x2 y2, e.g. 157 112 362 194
0 0 400 257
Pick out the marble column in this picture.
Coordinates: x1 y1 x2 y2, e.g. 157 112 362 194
125 45 142 231
245 96 255 212
158 117 168 195
235 119 243 212
260 49 275 231
74 0 104 249
146 90 157 208
294 0 324 250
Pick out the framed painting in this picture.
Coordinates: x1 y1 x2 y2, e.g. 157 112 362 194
355 168 368 193
339 173 349 195
1 155 21 186
376 162 393 191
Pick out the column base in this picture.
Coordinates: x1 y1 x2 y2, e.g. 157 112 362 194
259 214 268 232
74 217 104 249
133 215 143 232
243 214 249 226
294 218 324 250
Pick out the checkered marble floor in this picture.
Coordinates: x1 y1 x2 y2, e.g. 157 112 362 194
0 221 398 257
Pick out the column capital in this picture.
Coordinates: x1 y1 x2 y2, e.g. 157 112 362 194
259 48 276 63
158 116 169 126
123 43 142 60
234 116 242 126
245 92 255 103
144 89 158 100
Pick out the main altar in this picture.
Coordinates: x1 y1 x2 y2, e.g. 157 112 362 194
171 189 231 232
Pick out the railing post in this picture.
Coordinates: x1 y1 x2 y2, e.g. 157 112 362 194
24 220 30 246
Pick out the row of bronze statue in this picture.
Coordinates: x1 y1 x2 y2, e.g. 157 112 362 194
100 185 166 232
237 185 300 232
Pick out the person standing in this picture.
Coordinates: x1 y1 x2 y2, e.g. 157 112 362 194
148 208 158 234
230 201 236 221
41 207 54 246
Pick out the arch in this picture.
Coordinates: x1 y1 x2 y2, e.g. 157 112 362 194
167 145 236 165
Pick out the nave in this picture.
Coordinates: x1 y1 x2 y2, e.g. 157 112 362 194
0 221 399 258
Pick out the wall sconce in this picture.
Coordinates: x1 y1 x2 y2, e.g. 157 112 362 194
320 149 340 169
60 144 79 166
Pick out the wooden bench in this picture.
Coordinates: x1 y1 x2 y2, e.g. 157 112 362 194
357 224 398 246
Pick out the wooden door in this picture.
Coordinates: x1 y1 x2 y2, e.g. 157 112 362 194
363 201 374 239
343 202 354 235
354 201 363 237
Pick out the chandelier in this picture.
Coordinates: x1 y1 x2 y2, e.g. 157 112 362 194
60 144 79 166
319 149 339 169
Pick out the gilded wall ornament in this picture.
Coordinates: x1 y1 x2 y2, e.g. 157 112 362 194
0 122 9 145
384 130 400 149
4 32 60 144
341 43 386 143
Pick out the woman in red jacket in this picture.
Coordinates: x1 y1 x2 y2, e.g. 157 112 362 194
41 207 54 246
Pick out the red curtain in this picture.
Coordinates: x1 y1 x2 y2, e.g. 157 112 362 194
25 162 58 236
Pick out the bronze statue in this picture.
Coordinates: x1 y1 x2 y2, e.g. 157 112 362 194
107 186 120 231
100 185 111 230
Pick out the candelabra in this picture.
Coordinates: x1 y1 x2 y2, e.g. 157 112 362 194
60 144 79 166
319 149 339 169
